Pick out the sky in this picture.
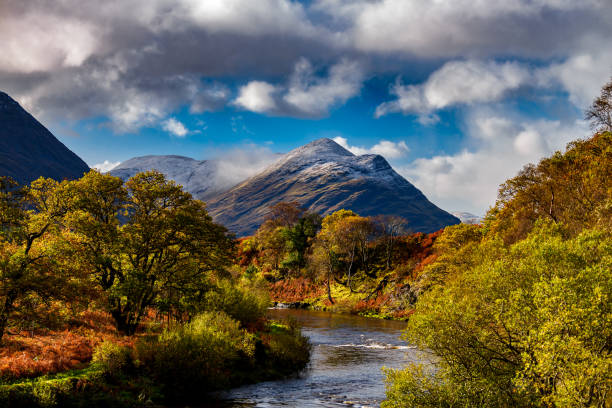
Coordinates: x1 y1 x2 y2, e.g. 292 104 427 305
1 0 611 215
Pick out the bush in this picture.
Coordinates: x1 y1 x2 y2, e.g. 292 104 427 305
134 311 256 401
203 279 270 325
262 320 311 376
91 341 132 380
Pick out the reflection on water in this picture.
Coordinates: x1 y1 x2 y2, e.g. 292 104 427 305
205 309 427 408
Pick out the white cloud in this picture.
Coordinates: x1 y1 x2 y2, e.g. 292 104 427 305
233 58 364 117
161 117 189 137
283 58 364 116
397 110 589 214
164 0 320 38
376 60 531 119
213 144 280 187
93 160 120 173
333 137 409 159
540 49 612 108
233 81 278 113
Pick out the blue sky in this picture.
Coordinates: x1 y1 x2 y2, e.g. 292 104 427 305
1 0 610 214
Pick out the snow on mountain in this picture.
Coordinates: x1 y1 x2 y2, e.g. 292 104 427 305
109 138 460 236
110 155 224 200
206 138 460 236
451 212 484 224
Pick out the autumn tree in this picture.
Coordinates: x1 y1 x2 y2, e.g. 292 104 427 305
310 210 358 302
373 215 408 269
490 131 612 243
65 170 234 334
253 201 321 275
265 201 305 228
0 177 76 342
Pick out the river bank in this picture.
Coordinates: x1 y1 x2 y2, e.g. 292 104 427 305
269 278 416 321
0 316 310 408
212 308 423 408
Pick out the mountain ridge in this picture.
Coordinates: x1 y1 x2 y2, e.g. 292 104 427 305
108 138 460 236
205 138 460 236
0 91 89 185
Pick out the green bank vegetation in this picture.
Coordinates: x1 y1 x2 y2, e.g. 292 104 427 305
382 80 612 407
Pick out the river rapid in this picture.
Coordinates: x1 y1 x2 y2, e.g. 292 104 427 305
208 309 427 408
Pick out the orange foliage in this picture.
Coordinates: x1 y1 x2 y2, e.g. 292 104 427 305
352 293 390 314
236 236 258 267
268 278 324 302
0 310 132 380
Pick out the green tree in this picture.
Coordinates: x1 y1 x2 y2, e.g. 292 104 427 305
66 170 234 334
0 177 74 342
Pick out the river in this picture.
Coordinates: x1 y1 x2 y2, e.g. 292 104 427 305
210 309 426 408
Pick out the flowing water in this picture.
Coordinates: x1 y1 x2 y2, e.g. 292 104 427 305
209 309 427 408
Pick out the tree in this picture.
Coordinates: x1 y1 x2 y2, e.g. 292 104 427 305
66 170 234 334
265 201 305 228
373 215 408 269
0 177 74 342
310 210 357 302
586 77 612 132
491 131 612 243
281 212 321 273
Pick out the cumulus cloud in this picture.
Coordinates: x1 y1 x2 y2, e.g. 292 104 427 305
161 117 189 137
93 160 121 173
333 137 409 159
0 0 339 130
376 60 532 119
234 58 365 117
397 110 589 214
541 49 612 108
0 0 609 130
234 81 279 113
283 58 364 116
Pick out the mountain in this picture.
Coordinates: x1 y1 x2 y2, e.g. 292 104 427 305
451 211 484 224
0 91 89 185
206 138 460 236
110 155 224 200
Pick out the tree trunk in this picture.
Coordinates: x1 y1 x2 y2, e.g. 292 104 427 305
0 291 17 344
327 267 334 305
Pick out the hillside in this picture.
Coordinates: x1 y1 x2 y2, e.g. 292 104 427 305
0 91 89 184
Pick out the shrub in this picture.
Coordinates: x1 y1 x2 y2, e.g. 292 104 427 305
91 341 132 380
203 279 270 325
385 224 612 407
262 320 311 376
134 311 256 401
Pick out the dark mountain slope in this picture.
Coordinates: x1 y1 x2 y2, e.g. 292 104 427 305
0 91 89 185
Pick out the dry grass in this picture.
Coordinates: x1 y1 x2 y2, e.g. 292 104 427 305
0 310 133 380
268 277 324 303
